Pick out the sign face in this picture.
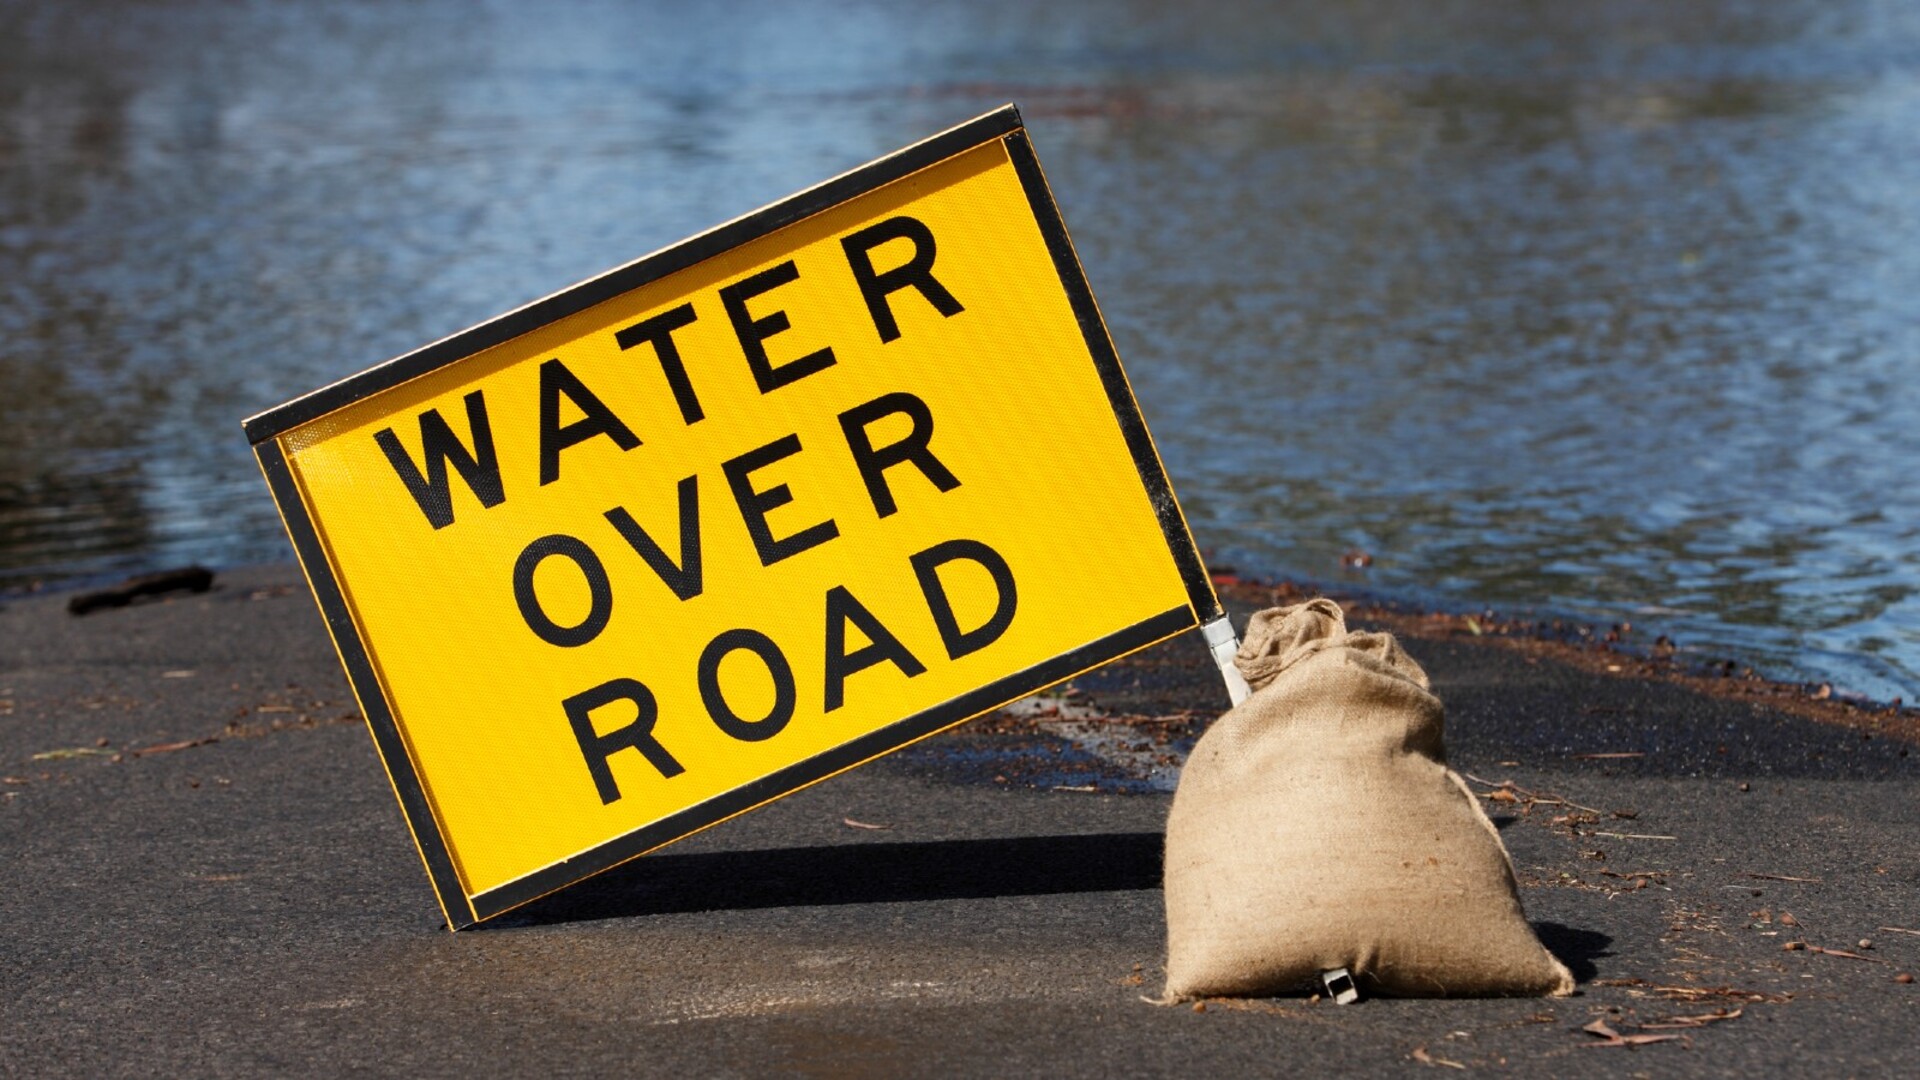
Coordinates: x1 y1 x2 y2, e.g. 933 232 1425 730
245 106 1220 928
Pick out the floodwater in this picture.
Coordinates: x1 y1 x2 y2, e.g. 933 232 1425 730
5 0 1920 701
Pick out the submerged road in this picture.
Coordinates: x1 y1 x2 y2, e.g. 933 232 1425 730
2 565 1916 1076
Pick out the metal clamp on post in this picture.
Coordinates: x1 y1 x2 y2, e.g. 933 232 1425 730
1201 616 1252 707
1321 967 1360 1005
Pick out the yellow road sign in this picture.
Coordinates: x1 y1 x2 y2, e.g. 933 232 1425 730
245 105 1221 928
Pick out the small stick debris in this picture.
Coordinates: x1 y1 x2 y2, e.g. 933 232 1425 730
133 737 218 757
1459 773 1606 816
1591 832 1678 841
1410 1046 1466 1069
1580 1018 1682 1048
30 747 115 761
1876 926 1920 937
841 817 892 831
1599 870 1666 889
1744 873 1821 884
1593 979 1790 1003
1805 945 1887 963
1570 752 1646 760
1643 1008 1742 1030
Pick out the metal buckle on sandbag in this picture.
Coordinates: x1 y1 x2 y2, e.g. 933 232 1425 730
1201 616 1252 706
1322 968 1361 1005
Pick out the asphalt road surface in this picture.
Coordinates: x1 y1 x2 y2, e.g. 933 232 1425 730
3 565 1916 1076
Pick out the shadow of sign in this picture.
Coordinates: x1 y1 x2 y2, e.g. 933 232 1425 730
489 831 1164 928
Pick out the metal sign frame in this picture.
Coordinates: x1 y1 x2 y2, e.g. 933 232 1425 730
245 104 1222 928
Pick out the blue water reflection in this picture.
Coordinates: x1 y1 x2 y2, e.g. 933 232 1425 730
4 0 1919 701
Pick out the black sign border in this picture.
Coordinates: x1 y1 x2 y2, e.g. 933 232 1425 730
245 104 1221 928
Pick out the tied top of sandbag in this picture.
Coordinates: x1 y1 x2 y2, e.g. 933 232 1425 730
1232 599 1430 693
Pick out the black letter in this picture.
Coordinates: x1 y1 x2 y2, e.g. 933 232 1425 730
373 390 505 530
719 260 836 393
603 475 702 601
698 629 796 742
841 216 964 343
563 678 683 804
513 534 613 648
722 434 839 566
614 303 705 425
910 539 1017 660
538 358 641 486
838 392 960 518
823 585 927 712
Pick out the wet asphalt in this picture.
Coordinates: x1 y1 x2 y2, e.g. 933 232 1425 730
2 564 1916 1077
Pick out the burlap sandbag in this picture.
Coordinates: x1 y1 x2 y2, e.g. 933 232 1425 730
1162 599 1574 1000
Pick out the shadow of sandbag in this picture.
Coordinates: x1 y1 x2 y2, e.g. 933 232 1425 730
1531 921 1613 983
